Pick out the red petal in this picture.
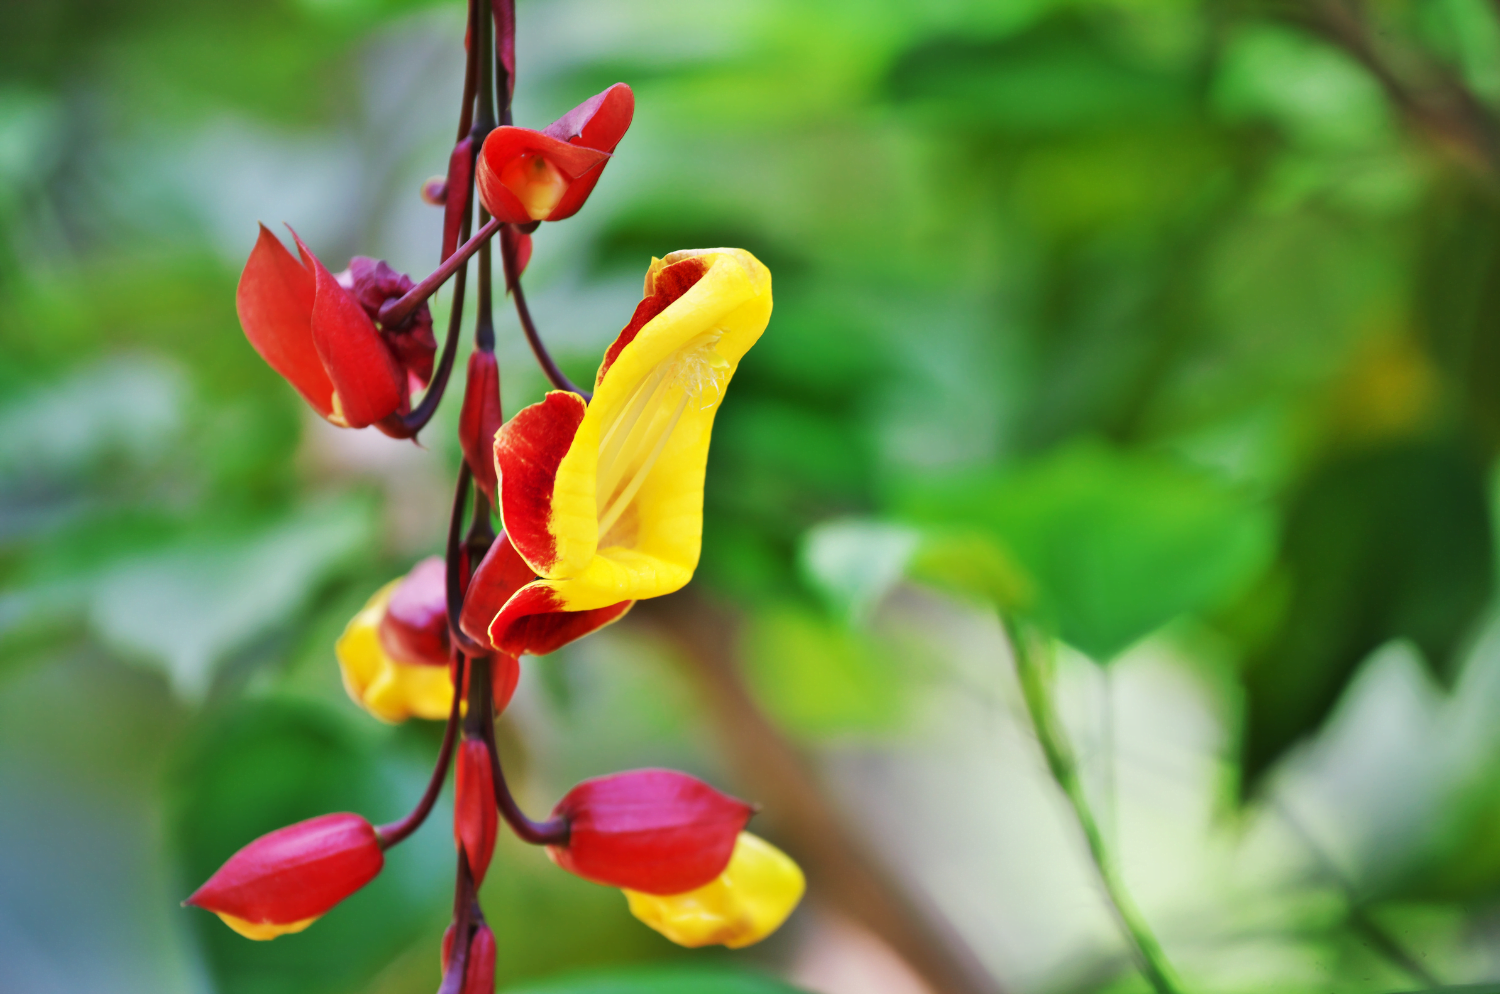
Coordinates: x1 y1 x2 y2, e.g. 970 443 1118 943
475 127 610 223
185 813 383 923
549 770 753 894
459 533 536 648
454 739 498 886
442 138 474 263
490 583 633 658
236 225 335 416
461 924 496 994
542 84 635 221
494 652 521 713
459 350 504 504
291 230 405 428
494 391 588 574
378 556 449 666
596 257 707 385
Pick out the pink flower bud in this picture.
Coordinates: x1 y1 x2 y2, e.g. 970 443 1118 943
548 769 753 894
185 813 383 939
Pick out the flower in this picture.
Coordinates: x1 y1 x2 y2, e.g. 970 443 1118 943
237 225 435 430
337 558 454 723
185 813 384 940
624 832 804 948
473 248 770 643
546 769 753 894
476 83 633 224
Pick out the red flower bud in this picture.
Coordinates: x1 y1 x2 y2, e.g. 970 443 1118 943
462 924 496 994
442 137 474 262
494 652 521 713
420 175 448 206
500 223 532 289
548 769 754 895
185 813 383 939
236 226 434 429
476 83 634 224
377 556 449 667
455 739 498 886
459 350 504 504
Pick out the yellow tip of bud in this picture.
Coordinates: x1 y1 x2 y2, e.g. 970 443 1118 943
623 832 805 949
216 912 319 940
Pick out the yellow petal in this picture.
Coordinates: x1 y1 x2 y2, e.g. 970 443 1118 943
624 832 804 949
335 581 454 723
540 249 772 610
216 912 319 940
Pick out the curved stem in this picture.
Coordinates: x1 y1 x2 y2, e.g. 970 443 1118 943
376 654 466 848
502 231 592 399
1003 616 1184 994
379 216 502 331
477 665 569 845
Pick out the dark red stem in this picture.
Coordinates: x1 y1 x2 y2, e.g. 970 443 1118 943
445 462 494 658
501 230 592 399
380 216 502 331
375 654 466 848
477 663 569 845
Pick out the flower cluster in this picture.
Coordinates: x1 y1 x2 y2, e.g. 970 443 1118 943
185 0 800 984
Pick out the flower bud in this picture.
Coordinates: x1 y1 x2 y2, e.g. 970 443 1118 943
421 175 448 206
547 769 753 894
459 350 504 504
494 652 521 713
338 576 454 723
442 137 474 262
476 83 633 224
377 556 449 667
462 924 496 994
185 813 384 940
624 832 804 949
455 738 498 886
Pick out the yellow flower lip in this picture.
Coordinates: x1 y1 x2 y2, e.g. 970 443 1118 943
216 912 319 941
623 832 805 948
489 248 772 635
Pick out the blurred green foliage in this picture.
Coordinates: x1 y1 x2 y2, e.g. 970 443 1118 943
11 0 1500 991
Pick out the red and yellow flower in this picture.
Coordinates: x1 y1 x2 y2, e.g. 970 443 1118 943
461 248 772 654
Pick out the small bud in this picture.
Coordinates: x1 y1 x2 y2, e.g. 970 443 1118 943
547 769 753 894
185 813 384 940
458 350 503 504
455 739 498 886
378 556 449 667
500 224 532 289
338 578 455 723
494 652 521 713
442 138 474 262
624 832 804 949
462 924 496 994
421 175 448 206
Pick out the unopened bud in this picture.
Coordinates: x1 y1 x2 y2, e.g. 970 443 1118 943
455 738 498 885
459 350 503 504
421 175 448 206
547 769 752 894
184 813 384 940
462 924 496 994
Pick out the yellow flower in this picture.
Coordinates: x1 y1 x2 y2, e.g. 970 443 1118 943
482 249 770 648
336 581 454 723
623 832 804 948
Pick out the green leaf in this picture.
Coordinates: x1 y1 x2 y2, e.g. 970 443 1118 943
505 965 812 994
897 440 1275 660
1243 442 1492 784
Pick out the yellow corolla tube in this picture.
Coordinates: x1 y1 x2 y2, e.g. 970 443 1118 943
335 582 454 723
493 249 771 623
623 832 805 949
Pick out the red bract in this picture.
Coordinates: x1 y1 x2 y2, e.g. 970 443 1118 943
459 350 504 503
458 532 632 658
185 813 383 932
377 556 449 667
236 225 433 430
455 739 498 885
548 769 754 895
476 83 634 224
462 924 496 994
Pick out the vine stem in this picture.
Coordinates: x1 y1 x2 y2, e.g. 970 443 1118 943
1002 615 1185 994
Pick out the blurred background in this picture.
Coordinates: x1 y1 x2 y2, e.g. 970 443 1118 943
8 0 1500 992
